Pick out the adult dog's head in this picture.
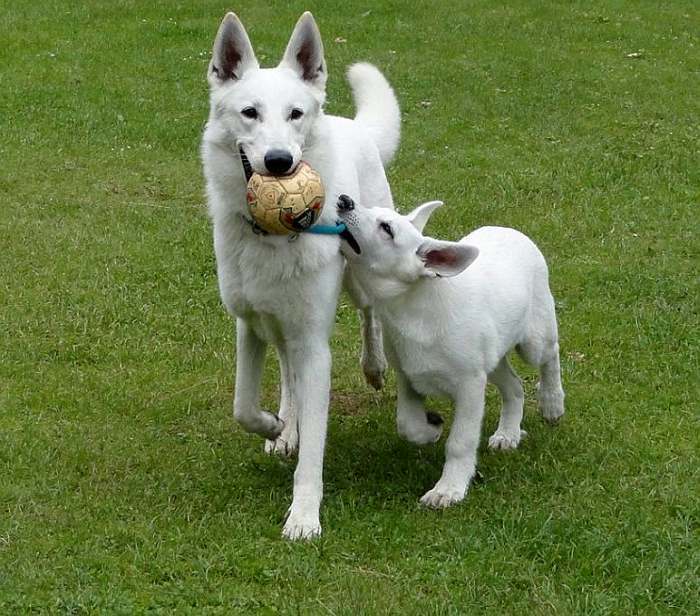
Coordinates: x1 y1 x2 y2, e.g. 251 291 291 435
205 12 326 176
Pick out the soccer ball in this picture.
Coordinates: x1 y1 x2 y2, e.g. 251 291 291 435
246 161 325 235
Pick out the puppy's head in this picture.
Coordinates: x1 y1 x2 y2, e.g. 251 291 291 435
206 12 326 176
337 197 479 299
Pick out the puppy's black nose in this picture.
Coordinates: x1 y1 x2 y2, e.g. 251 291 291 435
337 194 355 212
264 149 294 175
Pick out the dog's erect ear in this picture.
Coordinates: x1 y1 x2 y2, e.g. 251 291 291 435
279 12 327 91
208 13 259 86
417 239 479 278
406 201 443 233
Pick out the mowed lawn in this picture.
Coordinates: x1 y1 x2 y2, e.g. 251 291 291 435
1 0 697 613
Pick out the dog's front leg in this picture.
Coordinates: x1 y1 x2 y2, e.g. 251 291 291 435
233 318 284 440
282 339 331 540
395 369 444 445
420 372 487 509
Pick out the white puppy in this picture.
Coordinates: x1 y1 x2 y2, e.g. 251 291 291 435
201 13 400 539
337 197 565 508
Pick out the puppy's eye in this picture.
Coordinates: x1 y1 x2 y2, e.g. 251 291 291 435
241 107 258 120
289 108 304 121
379 222 394 239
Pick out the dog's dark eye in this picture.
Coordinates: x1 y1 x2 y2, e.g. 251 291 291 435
379 222 394 239
241 107 258 120
289 108 304 121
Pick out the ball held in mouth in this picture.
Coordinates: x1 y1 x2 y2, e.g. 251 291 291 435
246 161 325 235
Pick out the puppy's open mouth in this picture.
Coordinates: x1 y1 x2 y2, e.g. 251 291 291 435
339 227 361 254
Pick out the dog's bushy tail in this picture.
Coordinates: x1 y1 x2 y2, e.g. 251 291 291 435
348 62 400 166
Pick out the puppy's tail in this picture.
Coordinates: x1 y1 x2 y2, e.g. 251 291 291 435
348 62 401 167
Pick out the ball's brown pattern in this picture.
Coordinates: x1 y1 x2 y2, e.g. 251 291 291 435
246 161 325 235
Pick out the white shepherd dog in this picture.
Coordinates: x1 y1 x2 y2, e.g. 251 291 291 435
200 12 400 539
336 198 565 508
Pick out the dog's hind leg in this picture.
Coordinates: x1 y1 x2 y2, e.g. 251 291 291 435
360 306 387 390
344 269 387 390
536 345 565 424
233 318 284 440
516 291 565 424
265 345 299 457
487 357 526 451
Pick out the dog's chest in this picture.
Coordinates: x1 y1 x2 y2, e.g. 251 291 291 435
213 218 343 334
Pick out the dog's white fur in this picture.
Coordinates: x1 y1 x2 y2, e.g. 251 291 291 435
200 12 399 539
338 201 565 508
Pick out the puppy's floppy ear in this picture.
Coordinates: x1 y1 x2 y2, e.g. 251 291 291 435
406 201 443 232
279 12 327 91
208 13 259 86
417 239 479 278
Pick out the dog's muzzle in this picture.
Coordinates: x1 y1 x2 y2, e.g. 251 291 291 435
336 195 361 254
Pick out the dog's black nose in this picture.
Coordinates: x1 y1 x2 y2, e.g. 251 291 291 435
264 150 294 175
337 194 355 212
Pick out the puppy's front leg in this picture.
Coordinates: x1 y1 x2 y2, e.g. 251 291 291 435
282 339 331 540
420 372 487 509
233 318 284 440
396 370 443 445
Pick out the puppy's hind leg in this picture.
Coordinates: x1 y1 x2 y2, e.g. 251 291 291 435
487 357 526 451
233 318 284 441
517 293 565 424
537 346 565 424
265 345 299 457
344 269 387 390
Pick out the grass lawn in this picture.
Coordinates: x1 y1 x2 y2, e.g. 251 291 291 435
1 0 697 613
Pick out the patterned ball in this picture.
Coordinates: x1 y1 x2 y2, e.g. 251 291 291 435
246 162 325 235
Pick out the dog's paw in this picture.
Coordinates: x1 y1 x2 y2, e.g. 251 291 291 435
363 364 385 391
488 429 527 451
398 412 443 446
361 347 387 391
259 411 285 441
234 408 285 440
537 384 565 425
419 484 466 509
264 429 298 457
282 514 322 541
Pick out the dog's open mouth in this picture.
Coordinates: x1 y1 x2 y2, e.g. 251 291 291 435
339 227 361 254
239 147 254 182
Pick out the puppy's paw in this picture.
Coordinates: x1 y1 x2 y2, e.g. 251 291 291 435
398 412 443 446
282 513 322 541
419 484 465 509
488 429 526 451
541 406 564 425
537 384 565 425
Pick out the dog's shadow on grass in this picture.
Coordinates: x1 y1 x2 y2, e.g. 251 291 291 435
189 385 575 519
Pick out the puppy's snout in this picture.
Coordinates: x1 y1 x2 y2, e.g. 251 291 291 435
264 149 294 175
337 194 355 213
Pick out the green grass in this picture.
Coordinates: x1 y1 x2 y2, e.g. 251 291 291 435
1 0 698 613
